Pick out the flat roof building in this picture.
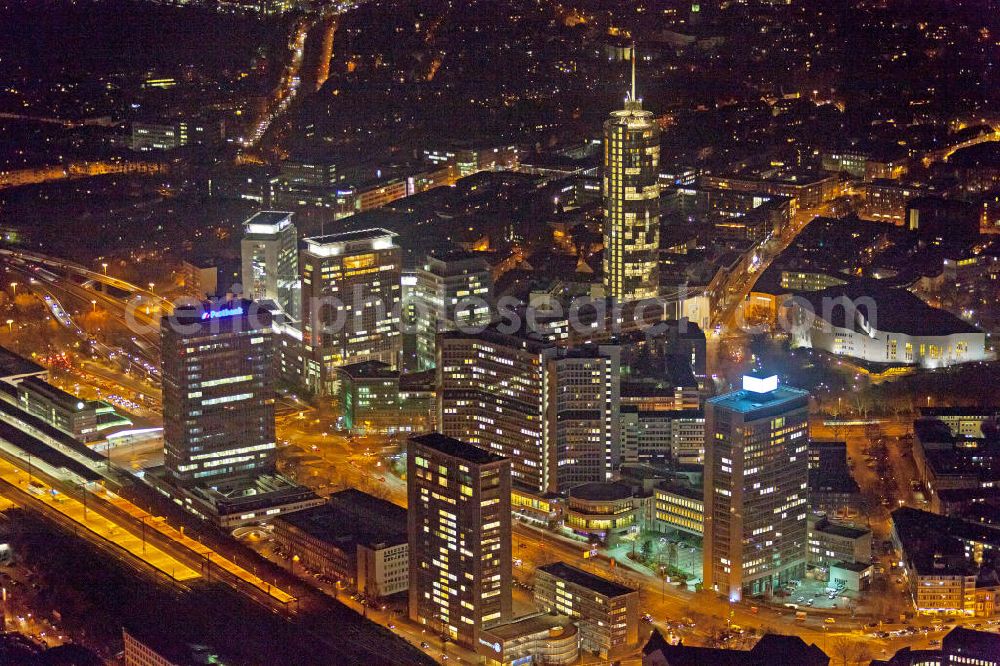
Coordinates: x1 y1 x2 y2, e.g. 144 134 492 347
703 375 810 602
16 376 131 442
274 489 408 599
791 281 987 369
891 507 1000 616
438 327 621 493
241 211 300 321
534 561 639 659
300 228 402 394
654 480 704 537
408 433 512 649
476 613 578 666
161 300 276 488
407 249 492 372
807 513 872 570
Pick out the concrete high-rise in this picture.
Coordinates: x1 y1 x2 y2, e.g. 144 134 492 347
410 250 492 372
240 211 300 321
438 327 553 493
161 300 276 488
300 228 401 394
438 326 620 493
550 345 621 488
703 374 810 601
407 433 511 649
602 51 660 302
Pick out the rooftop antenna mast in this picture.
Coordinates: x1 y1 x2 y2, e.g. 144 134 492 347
630 43 637 102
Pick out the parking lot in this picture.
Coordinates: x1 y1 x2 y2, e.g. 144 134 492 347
776 577 859 612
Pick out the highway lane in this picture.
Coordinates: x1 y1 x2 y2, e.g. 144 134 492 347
4 260 161 372
0 247 166 308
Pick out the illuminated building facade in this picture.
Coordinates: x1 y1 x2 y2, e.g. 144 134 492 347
161 300 276 487
654 481 704 536
334 361 434 434
438 328 621 493
438 328 552 493
300 228 401 394
790 282 987 369
240 211 300 321
602 55 660 302
533 562 639 659
407 433 512 649
703 375 810 601
270 157 340 209
410 250 493 372
129 120 221 152
550 345 621 488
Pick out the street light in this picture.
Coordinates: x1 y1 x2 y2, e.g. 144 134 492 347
8 282 16 296
91 300 97 312
5 320 12 333
101 263 108 275
148 282 155 294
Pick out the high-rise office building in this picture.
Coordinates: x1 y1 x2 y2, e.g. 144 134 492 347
407 433 512 649
438 327 552 493
550 346 621 488
161 300 276 488
703 374 810 601
270 157 340 209
300 228 402 394
438 327 620 493
240 211 300 321
602 51 660 302
410 250 492 371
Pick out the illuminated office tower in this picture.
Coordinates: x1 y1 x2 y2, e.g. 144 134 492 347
438 327 620 493
240 211 300 321
161 300 276 487
602 50 660 302
270 156 340 209
407 433 511 649
439 328 552 493
703 374 810 602
549 345 621 488
300 228 401 394
411 250 492 371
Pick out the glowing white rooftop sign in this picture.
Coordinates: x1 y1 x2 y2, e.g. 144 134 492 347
742 374 778 394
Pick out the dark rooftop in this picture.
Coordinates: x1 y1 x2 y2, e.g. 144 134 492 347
162 299 272 330
409 433 507 465
943 626 1000 655
0 346 45 380
892 507 1000 576
537 562 636 599
18 375 95 412
799 280 981 336
949 141 1000 169
920 406 1000 418
279 489 407 550
569 481 635 502
0 403 103 483
812 516 869 540
336 360 398 380
643 630 829 665
656 480 704 502
831 560 872 573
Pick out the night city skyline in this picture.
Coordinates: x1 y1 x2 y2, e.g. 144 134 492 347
0 0 999 665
